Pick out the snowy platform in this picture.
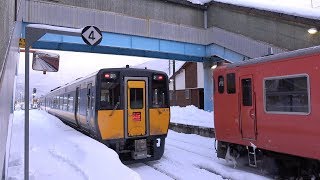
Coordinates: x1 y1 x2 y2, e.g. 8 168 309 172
7 110 140 180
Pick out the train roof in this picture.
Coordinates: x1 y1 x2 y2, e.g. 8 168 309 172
227 45 320 68
97 67 168 75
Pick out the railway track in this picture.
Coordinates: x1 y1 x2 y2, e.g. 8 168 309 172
130 131 271 180
143 162 178 180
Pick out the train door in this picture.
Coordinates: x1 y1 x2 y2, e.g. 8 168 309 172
75 86 81 127
125 77 149 138
86 83 93 130
240 75 256 140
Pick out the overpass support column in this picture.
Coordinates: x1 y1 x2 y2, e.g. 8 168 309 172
203 61 214 112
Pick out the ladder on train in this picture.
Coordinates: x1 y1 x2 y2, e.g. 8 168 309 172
247 146 257 167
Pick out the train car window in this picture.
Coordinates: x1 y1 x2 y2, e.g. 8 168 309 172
218 76 224 94
68 96 74 112
67 94 70 111
100 82 120 110
152 78 168 108
265 75 309 113
227 73 236 94
53 97 56 108
55 96 59 109
213 77 215 93
59 96 63 110
130 88 143 109
64 95 68 111
87 85 92 108
242 78 252 106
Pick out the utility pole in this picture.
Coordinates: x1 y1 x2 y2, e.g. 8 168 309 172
173 60 176 106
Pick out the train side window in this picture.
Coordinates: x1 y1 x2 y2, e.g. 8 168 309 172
64 95 68 111
68 95 74 112
227 73 236 94
59 96 63 110
130 88 143 109
213 77 215 93
56 96 59 109
218 76 224 94
242 78 252 106
264 75 309 114
67 94 70 111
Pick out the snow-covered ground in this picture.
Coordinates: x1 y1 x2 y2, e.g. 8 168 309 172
7 108 270 180
170 106 214 128
7 110 140 180
130 130 270 180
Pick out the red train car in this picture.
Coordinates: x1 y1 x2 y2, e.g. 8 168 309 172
213 46 320 177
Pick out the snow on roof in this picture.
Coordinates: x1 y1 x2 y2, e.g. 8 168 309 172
27 24 82 34
187 0 320 20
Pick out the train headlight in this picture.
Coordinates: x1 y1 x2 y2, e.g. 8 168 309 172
153 75 164 81
104 73 117 79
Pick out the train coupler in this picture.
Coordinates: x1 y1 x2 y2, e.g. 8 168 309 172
131 139 148 160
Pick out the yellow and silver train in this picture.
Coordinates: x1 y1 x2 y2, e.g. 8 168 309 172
41 67 170 163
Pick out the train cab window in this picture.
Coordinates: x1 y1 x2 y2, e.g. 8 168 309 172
100 82 120 110
227 73 236 94
218 76 224 94
264 75 309 114
152 77 168 108
242 78 252 106
68 95 74 112
130 88 143 109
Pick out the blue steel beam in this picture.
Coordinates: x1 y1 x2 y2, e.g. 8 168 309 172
32 33 206 61
21 23 248 62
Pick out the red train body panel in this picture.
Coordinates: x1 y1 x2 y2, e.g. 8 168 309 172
213 46 320 163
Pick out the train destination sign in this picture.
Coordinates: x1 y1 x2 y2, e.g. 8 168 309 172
81 26 102 46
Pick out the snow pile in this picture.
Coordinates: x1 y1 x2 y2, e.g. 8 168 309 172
213 0 320 20
187 0 320 20
170 105 214 128
8 110 140 180
187 0 212 5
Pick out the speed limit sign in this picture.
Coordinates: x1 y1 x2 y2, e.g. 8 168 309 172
81 26 102 46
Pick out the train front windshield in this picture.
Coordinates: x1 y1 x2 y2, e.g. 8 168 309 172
151 79 168 108
100 81 120 110
99 71 169 110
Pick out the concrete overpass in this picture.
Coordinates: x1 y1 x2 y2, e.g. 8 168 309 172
1 0 320 178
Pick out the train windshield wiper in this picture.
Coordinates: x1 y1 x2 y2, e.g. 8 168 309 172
109 101 120 116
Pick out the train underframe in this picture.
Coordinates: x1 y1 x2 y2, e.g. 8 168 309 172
217 141 320 179
103 135 166 164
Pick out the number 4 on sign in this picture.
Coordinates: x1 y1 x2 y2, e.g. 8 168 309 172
89 31 95 40
81 26 102 46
